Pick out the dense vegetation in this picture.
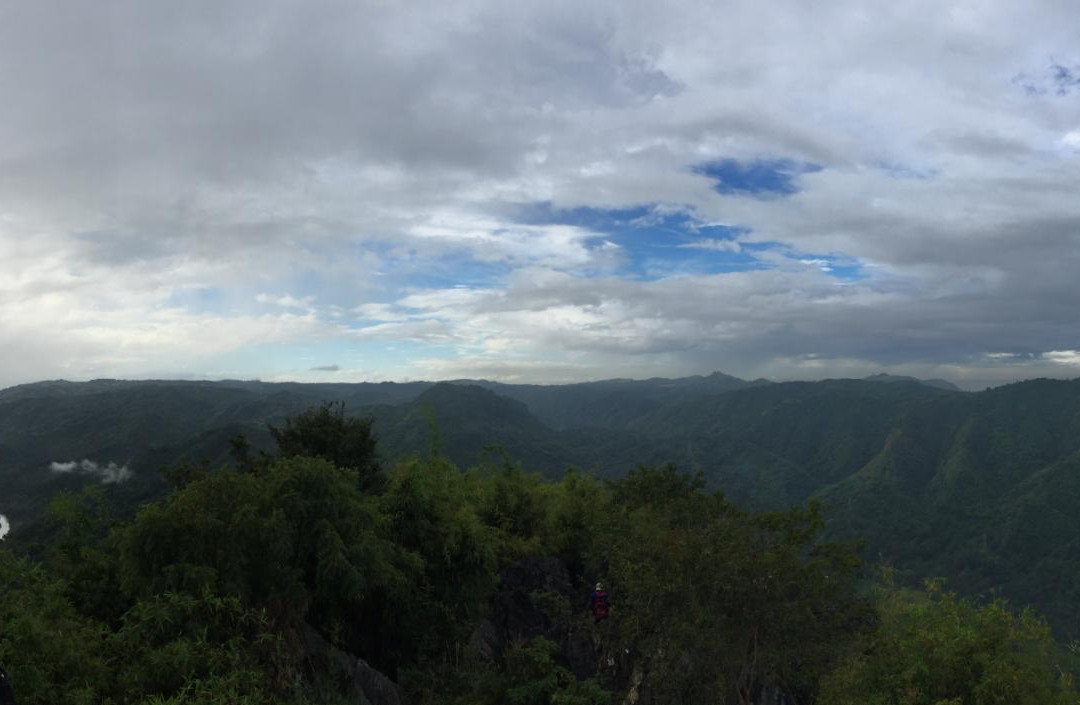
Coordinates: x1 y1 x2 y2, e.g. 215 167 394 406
4 375 1080 642
1 404 1077 704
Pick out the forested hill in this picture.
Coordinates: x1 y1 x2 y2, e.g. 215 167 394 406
3 374 1080 636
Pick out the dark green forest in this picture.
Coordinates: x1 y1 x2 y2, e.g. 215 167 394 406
2 402 1079 704
4 374 1080 639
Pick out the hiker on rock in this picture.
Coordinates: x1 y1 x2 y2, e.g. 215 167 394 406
590 582 610 623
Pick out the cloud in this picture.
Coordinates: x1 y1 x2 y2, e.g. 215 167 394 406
1043 350 1080 366
1 1 1079 390
678 238 742 253
257 293 315 310
310 364 341 372
358 256 1080 389
49 459 133 484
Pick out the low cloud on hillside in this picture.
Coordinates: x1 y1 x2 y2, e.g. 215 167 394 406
50 459 133 484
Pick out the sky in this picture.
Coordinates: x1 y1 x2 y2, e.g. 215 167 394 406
1 1 1079 391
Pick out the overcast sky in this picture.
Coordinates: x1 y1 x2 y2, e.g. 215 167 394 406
1 0 1078 390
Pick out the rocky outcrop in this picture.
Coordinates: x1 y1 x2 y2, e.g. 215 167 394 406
352 659 404 705
300 624 405 705
471 556 598 680
0 666 15 705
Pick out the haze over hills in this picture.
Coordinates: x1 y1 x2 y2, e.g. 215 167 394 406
3 372 1080 637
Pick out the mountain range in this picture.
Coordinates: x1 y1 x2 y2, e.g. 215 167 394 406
2 371 1079 636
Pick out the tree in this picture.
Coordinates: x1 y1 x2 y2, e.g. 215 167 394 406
0 549 108 705
819 576 1079 705
268 402 384 492
596 466 871 705
380 457 497 668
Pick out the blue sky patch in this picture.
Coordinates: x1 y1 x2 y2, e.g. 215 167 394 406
1051 63 1080 95
693 158 823 196
514 202 657 230
401 254 510 291
1013 62 1080 96
514 202 761 279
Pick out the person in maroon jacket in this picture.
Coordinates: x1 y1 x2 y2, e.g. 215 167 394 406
589 582 610 623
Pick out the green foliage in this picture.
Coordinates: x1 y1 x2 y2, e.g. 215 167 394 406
474 461 551 560
0 548 108 705
820 576 1079 705
117 467 298 603
597 465 873 704
544 469 608 578
502 638 611 705
382 457 497 663
108 591 291 703
161 458 212 490
42 487 129 625
411 638 611 705
268 401 383 492
118 455 414 676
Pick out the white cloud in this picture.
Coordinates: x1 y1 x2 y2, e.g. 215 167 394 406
799 258 833 272
50 459 133 484
350 318 463 345
407 211 611 269
678 238 741 253
256 293 315 310
1043 350 1080 366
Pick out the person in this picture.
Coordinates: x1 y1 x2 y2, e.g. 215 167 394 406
0 666 15 705
589 581 610 623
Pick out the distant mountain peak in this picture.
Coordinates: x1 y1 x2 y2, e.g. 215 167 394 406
415 382 540 426
863 373 961 392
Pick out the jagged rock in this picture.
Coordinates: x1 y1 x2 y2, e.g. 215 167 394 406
492 556 572 638
301 623 405 705
0 667 15 705
622 665 643 705
467 616 500 660
563 625 600 680
472 556 597 679
353 658 404 705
